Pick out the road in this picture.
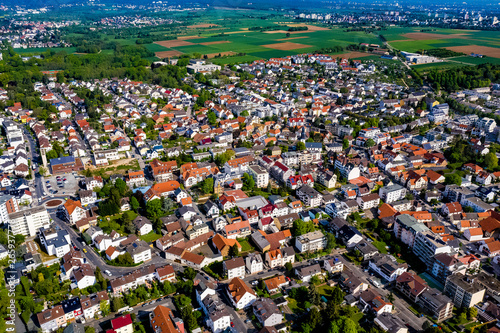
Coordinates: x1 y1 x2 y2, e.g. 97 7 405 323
341 255 427 330
86 296 175 333
217 284 253 333
50 212 169 276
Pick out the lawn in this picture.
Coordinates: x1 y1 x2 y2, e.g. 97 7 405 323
287 298 302 313
237 238 255 253
413 61 469 72
352 312 364 323
317 285 335 297
372 240 388 254
99 211 138 235
140 231 161 243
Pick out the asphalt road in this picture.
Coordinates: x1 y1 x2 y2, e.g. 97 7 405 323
217 284 252 333
341 256 427 330
86 296 175 332
50 212 168 276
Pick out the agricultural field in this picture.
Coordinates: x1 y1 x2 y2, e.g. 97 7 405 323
13 8 500 69
385 27 500 58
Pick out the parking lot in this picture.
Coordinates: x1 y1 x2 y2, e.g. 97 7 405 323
45 172 82 196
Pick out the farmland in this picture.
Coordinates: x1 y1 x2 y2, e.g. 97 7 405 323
13 8 500 69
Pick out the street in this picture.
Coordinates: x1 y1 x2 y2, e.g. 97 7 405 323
340 255 427 330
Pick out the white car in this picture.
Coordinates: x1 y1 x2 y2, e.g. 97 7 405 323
105 270 112 277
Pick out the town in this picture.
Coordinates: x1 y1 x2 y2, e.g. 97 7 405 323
1 5 500 333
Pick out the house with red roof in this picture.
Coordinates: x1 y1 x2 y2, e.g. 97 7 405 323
108 314 133 333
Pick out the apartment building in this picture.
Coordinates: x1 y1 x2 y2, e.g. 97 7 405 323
248 165 269 188
379 184 407 203
444 273 486 308
224 257 245 280
295 230 327 253
413 230 452 269
0 195 18 223
418 288 454 322
8 206 50 236
296 185 322 207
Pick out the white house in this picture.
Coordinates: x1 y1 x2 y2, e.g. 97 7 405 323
224 257 245 279
226 277 257 309
245 253 264 274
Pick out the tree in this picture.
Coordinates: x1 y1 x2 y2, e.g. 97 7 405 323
130 196 140 212
485 152 498 170
162 198 176 212
240 110 249 116
296 141 306 151
285 262 293 275
467 307 478 319
445 173 462 186
111 297 124 312
146 199 164 219
200 178 214 194
207 111 217 126
100 300 110 316
39 166 47 176
326 233 337 251
365 139 375 147
229 244 240 257
308 285 321 305
292 219 315 236
343 138 349 149
242 173 255 191
182 267 197 281
332 285 345 305
463 206 474 213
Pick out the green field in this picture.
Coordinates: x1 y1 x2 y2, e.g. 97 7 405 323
13 9 500 69
448 55 500 65
412 61 470 71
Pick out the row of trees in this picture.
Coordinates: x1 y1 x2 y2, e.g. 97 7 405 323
425 64 499 92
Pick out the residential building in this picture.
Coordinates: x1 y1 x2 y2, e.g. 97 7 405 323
245 253 264 274
252 298 283 327
323 256 344 274
80 291 110 320
413 230 452 269
444 273 486 308
111 314 134 333
37 305 66 332
149 305 184 333
295 231 327 253
295 264 322 282
374 313 408 333
224 257 245 279
296 185 322 207
379 184 407 204
39 226 71 258
248 165 269 188
418 288 454 322
369 254 408 282
359 289 393 315
0 195 18 223
226 277 257 309
8 206 50 236
396 271 428 303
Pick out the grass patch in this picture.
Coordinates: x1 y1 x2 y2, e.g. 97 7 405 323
237 238 255 253
352 312 364 323
203 261 224 280
99 211 137 235
372 241 389 254
287 298 302 313
270 292 283 299
140 231 161 243
317 285 335 297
